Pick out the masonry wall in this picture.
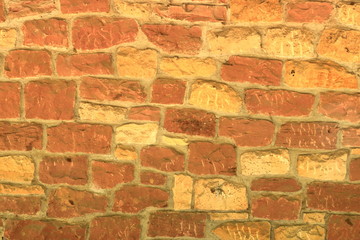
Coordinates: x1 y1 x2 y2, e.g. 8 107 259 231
0 0 359 239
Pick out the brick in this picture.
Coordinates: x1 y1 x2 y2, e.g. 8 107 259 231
164 108 216 137
73 17 138 50
210 213 248 221
141 171 166 186
0 122 42 151
117 47 157 80
287 2 333 22
0 0 5 22
285 60 358 89
252 196 301 220
0 82 20 118
25 80 76 120
343 128 360 147
113 185 168 213
0 29 17 48
115 123 158 145
89 216 140 240
251 178 302 192
115 145 137 161
319 92 360 122
114 2 155 19
160 57 217 78
80 77 146 103
297 150 347 181
0 196 41 215
128 106 160 121
92 161 134 188
7 0 56 18
219 117 275 147
276 122 338 149
213 222 271 240
173 174 192 210
337 3 360 26
0 184 44 195
148 211 207 238
0 156 34 183
61 0 109 13
189 81 242 113
328 215 360 240
303 212 325 224
230 0 282 22
207 27 261 55
23 19 68 47
194 178 247 210
307 182 360 212
142 24 202 54
152 79 186 104
263 27 315 57
240 149 290 175
350 158 360 181
275 225 325 240
317 28 360 63
221 56 282 85
188 142 236 175
5 50 51 78
47 187 107 218
141 146 185 172
156 4 226 22
5 220 86 240
47 123 112 154
57 53 113 76
39 156 88 185
161 136 188 146
78 102 127 123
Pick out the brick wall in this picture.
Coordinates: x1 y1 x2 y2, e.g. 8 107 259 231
0 0 359 239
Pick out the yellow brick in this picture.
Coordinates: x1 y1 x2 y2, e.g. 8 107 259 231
337 3 360 26
210 212 248 221
351 148 360 155
231 0 282 22
0 156 34 183
274 225 325 240
115 123 159 144
173 174 192 210
114 2 155 20
79 102 127 123
161 136 188 146
213 222 271 240
114 145 138 161
0 29 17 48
303 212 326 224
0 184 44 195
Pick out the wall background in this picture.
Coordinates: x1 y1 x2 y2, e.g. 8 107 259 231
0 0 359 239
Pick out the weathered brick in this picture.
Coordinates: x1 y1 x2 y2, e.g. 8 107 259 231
173 174 192 210
287 2 333 22
47 187 107 218
141 146 185 172
114 2 155 19
0 29 17 48
188 142 236 175
337 3 360 26
252 196 301 220
116 123 158 145
275 225 325 240
251 178 302 192
343 128 360 147
7 0 56 18
39 156 88 185
5 50 51 78
350 158 360 181
219 117 275 147
221 56 282 85
23 19 68 47
213 222 271 240
79 102 126 123
142 24 202 54
303 212 326 224
231 0 282 22
57 53 113 76
92 161 134 188
328 215 360 240
148 211 207 238
0 196 41 215
210 212 248 221
0 184 44 195
164 108 216 137
0 0 5 22
0 82 20 118
0 156 34 183
156 5 226 22
161 136 188 146
141 171 166 186
276 122 338 149
60 0 109 13
115 145 137 161
113 185 168 213
47 123 112 154
25 80 76 120
245 89 315 116
128 106 160 121
152 79 186 104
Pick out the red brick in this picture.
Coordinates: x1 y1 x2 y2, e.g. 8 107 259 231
350 158 360 181
7 0 56 18
73 17 138 50
47 187 107 218
245 89 315 116
39 156 88 185
328 215 360 240
5 220 86 240
0 0 5 22
307 182 360 213
343 128 360 147
25 80 76 120
141 146 185 172
156 5 226 22
5 50 51 78
142 25 202 54
221 56 282 85
113 185 168 213
0 196 41 215
57 53 113 76
128 106 161 121
287 2 333 23
251 178 302 192
141 171 167 186
0 122 42 151
164 108 216 137
219 117 274 147
61 0 109 13
47 123 112 154
92 161 134 189
80 77 146 103
319 92 360 122
276 122 338 149
252 196 301 220
148 211 207 238
0 82 20 118
188 141 236 175
89 216 140 240
152 79 186 104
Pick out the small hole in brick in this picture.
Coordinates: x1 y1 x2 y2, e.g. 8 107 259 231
291 70 295 76
345 218 353 226
66 157 72 162
69 200 75 205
